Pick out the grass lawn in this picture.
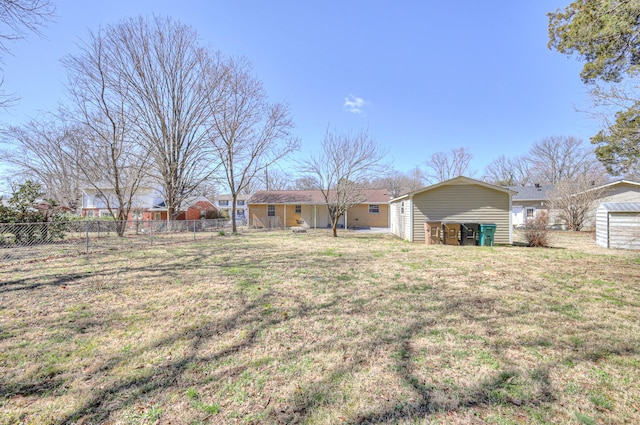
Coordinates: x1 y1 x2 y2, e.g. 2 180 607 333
1 230 639 424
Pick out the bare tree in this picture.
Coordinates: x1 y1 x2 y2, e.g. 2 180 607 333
527 136 602 184
424 147 474 183
196 180 218 200
103 16 218 220
299 128 387 237
263 168 293 191
1 117 83 209
0 0 55 107
292 175 320 190
62 30 151 235
550 175 610 231
483 155 532 186
406 167 427 191
368 168 425 198
206 56 299 233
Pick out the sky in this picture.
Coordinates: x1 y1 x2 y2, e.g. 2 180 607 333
0 0 600 189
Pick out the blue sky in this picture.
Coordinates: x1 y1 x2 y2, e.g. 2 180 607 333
0 0 597 183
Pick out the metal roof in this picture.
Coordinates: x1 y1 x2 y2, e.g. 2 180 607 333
598 202 640 213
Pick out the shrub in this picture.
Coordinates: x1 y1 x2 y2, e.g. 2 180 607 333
524 211 549 247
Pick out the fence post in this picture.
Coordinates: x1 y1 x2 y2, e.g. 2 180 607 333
150 221 154 245
193 220 197 241
85 221 89 255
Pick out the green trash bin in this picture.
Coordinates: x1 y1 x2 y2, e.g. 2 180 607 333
478 224 497 246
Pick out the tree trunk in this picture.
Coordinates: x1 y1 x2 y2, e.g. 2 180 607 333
231 193 238 234
332 222 338 237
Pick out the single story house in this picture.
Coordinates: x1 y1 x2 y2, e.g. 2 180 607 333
390 176 516 244
507 184 555 227
596 202 640 250
247 189 390 229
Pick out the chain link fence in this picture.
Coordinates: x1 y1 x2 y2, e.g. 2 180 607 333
0 218 248 264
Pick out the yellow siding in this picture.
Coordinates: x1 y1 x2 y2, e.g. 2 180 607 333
283 204 304 227
412 184 511 244
250 203 388 228
347 204 389 227
248 204 285 228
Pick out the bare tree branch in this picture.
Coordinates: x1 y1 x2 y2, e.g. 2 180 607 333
550 175 610 231
62 28 151 234
101 16 219 219
0 0 55 107
0 117 82 209
527 136 603 184
424 147 475 184
483 155 532 186
299 128 387 237
205 56 299 233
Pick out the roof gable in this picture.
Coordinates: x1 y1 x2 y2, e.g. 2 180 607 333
392 176 516 202
581 179 640 194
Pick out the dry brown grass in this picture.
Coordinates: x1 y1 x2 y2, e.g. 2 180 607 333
1 229 639 424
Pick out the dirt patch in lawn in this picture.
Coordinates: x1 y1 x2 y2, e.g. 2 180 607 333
1 229 639 424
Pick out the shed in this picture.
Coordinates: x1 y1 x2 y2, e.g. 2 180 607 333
390 176 515 244
595 203 640 249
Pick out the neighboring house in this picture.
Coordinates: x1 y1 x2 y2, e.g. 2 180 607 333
390 176 516 244
247 189 390 229
214 194 250 221
507 184 555 227
508 180 640 230
581 180 640 230
81 185 217 221
596 203 640 250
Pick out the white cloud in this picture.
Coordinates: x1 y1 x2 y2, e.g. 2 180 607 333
344 94 367 114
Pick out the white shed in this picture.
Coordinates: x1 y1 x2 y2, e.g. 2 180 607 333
595 203 640 249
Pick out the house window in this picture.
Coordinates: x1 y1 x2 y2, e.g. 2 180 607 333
237 209 245 217
368 204 380 214
295 204 301 214
85 210 94 218
400 201 405 215
200 210 206 219
237 200 245 206
219 200 229 206
154 212 162 221
267 205 276 217
99 210 112 217
526 208 535 219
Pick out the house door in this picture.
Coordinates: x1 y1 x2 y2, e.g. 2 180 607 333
512 206 524 226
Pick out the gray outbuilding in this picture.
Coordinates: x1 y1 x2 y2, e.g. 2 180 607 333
595 202 640 250
390 176 516 244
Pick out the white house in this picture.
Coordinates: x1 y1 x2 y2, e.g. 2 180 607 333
214 194 250 221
